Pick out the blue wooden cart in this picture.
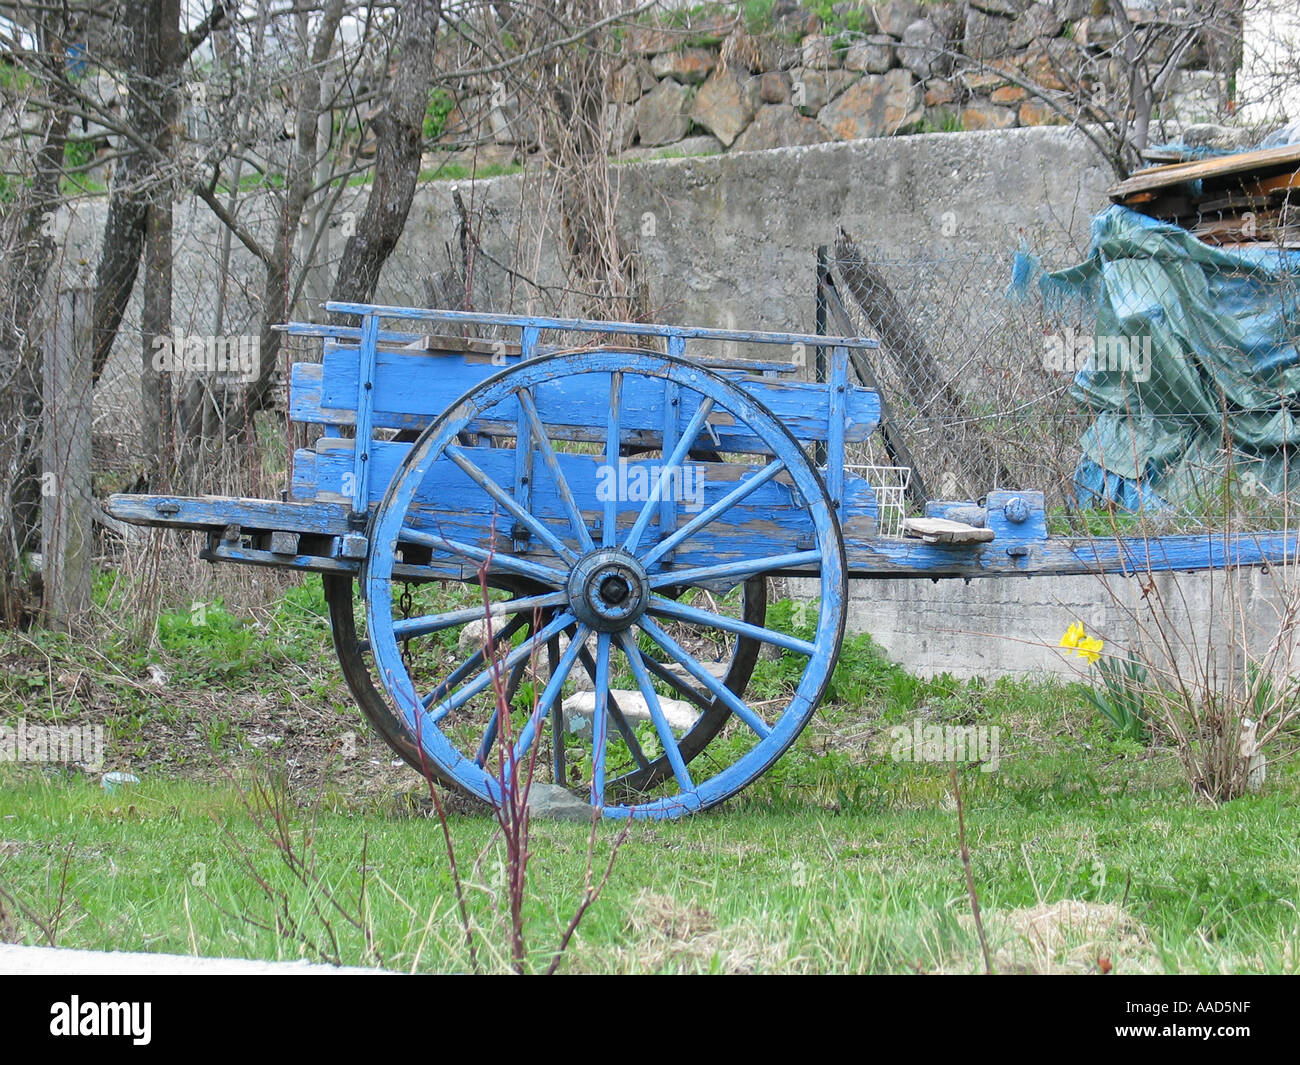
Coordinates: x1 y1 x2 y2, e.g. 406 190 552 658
107 302 1299 819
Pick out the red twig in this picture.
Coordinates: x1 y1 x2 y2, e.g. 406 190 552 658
951 764 991 975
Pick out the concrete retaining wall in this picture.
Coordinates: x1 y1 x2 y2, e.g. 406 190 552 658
823 564 1295 681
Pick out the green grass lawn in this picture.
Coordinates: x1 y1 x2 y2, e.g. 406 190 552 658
2 761 1298 974
1 575 1298 973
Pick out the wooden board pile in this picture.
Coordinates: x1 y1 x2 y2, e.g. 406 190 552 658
1108 144 1300 248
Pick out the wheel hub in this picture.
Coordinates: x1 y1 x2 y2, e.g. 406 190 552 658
566 548 649 632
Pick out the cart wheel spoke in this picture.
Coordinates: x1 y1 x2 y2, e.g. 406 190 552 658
511 622 589 765
639 616 772 740
474 653 531 768
398 526 568 588
638 652 711 713
547 634 565 784
590 632 612 805
418 609 531 711
640 460 787 567
518 388 595 553
571 638 651 771
426 610 575 722
647 549 821 589
623 396 715 555
617 630 694 794
392 591 566 641
647 595 818 656
445 445 581 563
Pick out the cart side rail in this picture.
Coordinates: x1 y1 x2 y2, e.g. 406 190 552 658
289 343 880 451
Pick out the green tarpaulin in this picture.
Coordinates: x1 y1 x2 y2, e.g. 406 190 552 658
1013 205 1300 510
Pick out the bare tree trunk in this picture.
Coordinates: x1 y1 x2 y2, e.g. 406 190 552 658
85 0 182 486
329 0 442 311
233 0 346 425
90 195 147 387
0 9 77 623
141 174 175 485
90 2 156 386
135 0 181 486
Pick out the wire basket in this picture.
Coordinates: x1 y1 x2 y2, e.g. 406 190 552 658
851 464 912 538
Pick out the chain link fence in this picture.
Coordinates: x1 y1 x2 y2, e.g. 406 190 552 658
820 244 1084 514
77 215 1300 586
823 222 1300 534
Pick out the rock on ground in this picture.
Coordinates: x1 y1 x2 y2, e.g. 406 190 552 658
561 688 699 739
526 781 596 822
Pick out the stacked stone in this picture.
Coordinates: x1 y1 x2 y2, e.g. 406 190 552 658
427 1 1229 169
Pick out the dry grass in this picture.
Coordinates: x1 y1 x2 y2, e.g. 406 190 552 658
953 900 1159 974
600 888 795 974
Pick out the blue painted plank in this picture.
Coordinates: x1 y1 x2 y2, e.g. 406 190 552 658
825 345 848 513
286 322 801 374
351 314 380 515
104 494 354 535
201 542 359 576
513 326 541 552
293 441 881 573
840 529 1300 578
324 301 878 352
659 378 681 557
306 346 881 452
106 486 1300 585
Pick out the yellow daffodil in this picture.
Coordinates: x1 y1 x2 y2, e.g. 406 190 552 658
1060 621 1105 664
1059 621 1085 650
1075 635 1104 664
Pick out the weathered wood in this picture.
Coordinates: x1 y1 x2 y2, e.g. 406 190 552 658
833 230 960 418
106 487 1300 584
1108 144 1300 201
816 250 930 506
832 230 1016 492
109 305 1300 590
104 494 355 536
42 288 93 629
294 347 882 453
324 300 876 352
902 517 994 544
837 530 1300 580
293 439 881 573
832 232 1024 491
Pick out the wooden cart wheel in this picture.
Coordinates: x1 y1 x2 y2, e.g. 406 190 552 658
363 349 846 819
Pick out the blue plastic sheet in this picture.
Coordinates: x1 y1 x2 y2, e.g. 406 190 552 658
1013 205 1300 510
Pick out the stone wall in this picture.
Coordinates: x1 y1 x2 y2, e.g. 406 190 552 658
67 124 1111 439
433 1 1238 171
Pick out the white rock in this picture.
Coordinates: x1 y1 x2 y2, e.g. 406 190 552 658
456 618 491 655
561 689 699 738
